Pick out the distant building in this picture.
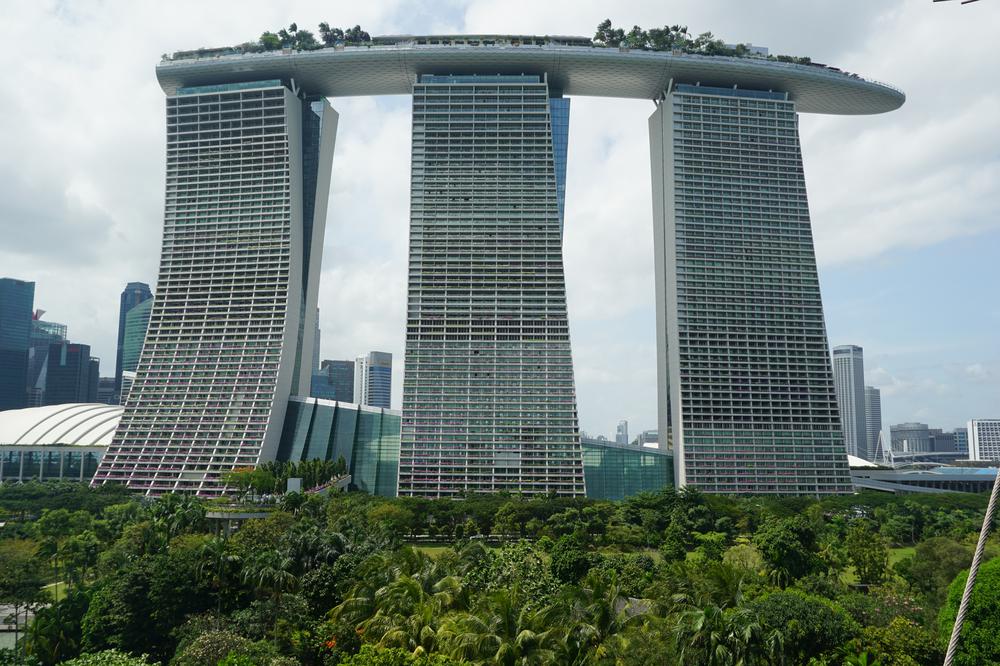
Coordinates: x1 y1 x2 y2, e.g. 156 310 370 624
954 427 969 455
929 428 956 453
121 299 153 379
354 351 391 409
0 278 34 411
96 378 116 405
44 342 99 405
631 429 660 448
832 345 866 458
615 420 629 446
890 422 932 453
114 282 152 400
313 309 321 373
311 359 354 402
26 313 68 407
968 419 1000 461
864 386 882 463
119 371 136 406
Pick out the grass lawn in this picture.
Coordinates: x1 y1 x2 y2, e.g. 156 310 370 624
414 545 452 558
842 546 915 585
42 581 67 602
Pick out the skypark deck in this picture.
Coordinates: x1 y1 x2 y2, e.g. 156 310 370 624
156 38 903 115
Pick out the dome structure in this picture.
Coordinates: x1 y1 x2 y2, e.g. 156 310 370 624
0 403 123 447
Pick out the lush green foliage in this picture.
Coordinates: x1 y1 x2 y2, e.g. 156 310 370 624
939 556 1000 666
0 483 994 665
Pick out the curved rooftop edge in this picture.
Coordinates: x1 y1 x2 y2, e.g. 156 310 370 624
0 403 123 447
156 43 904 115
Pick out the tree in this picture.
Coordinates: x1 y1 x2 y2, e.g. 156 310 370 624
60 650 155 666
23 589 90 665
259 32 281 51
860 617 942 666
0 540 46 651
846 521 889 587
939 556 1000 666
752 516 821 586
749 590 859 664
338 645 464 665
318 23 344 46
896 536 971 607
549 536 594 584
442 589 561 665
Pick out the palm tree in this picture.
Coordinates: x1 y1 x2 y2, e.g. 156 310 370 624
671 602 782 666
243 550 300 637
198 536 242 613
555 572 642 664
442 589 563 666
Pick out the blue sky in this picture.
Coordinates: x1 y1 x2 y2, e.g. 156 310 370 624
0 0 997 439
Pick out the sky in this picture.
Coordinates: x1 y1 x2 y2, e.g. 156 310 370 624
0 0 997 438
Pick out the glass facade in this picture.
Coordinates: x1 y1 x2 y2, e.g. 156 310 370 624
312 359 354 402
548 97 570 232
354 351 392 409
277 398 401 497
0 278 34 411
0 448 102 482
650 85 852 494
121 299 153 376
399 73 584 498
582 439 672 501
44 342 99 405
833 345 866 459
95 80 337 495
115 282 152 397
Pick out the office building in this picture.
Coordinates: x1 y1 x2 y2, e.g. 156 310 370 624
954 427 969 455
891 422 932 453
615 420 629 446
93 80 338 495
864 386 882 464
119 371 136 406
44 342 99 405
96 378 116 405
651 84 854 494
968 419 1000 462
26 313 68 407
103 35 901 495
313 309 321 373
832 345 867 459
355 350 392 410
114 282 152 399
398 73 583 498
120 298 152 379
0 278 34 411
311 359 354 402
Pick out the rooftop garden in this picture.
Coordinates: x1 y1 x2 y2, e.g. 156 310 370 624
166 19 814 67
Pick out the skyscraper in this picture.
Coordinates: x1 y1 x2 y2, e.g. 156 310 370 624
616 420 629 446
94 80 338 494
650 84 852 494
398 74 584 497
864 386 882 463
0 278 34 411
355 351 392 410
120 298 152 379
311 359 354 402
114 282 152 399
26 313 68 407
832 345 867 459
44 342 99 405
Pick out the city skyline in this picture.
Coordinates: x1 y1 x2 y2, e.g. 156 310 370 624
0 1 997 438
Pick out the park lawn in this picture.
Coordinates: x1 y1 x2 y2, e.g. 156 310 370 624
42 581 68 602
842 546 915 585
414 545 452 558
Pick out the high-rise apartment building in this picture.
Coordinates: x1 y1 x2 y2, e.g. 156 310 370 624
114 282 152 399
650 84 852 494
968 419 1000 461
44 342 99 405
311 359 355 402
355 351 392 410
615 420 629 446
398 74 584 497
120 298 153 380
94 80 338 494
864 386 883 463
0 278 34 411
890 422 931 453
832 346 867 459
